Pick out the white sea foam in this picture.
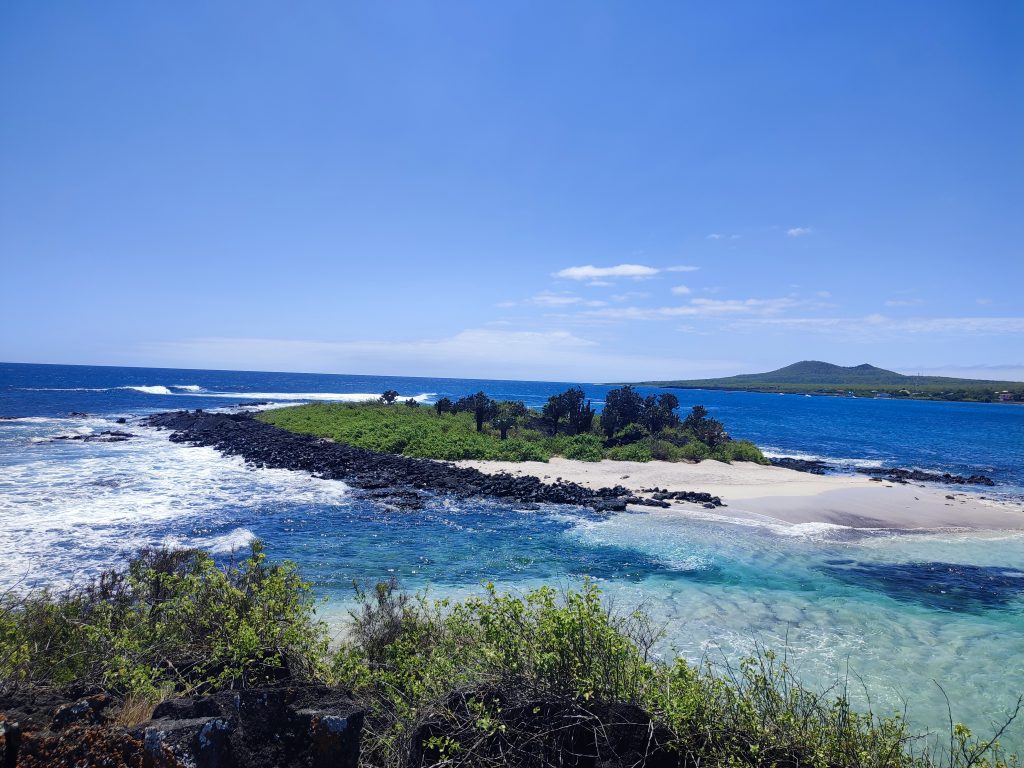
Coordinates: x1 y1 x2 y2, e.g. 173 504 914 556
0 424 351 591
120 385 174 395
760 447 886 469
173 385 204 392
195 391 435 402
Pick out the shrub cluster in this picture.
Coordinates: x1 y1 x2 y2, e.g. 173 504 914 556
2 548 1019 767
333 579 1021 768
0 542 328 700
259 389 770 466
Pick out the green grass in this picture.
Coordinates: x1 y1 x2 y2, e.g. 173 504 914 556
3 548 1019 767
257 402 768 465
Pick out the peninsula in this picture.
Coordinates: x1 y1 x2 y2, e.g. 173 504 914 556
635 360 1024 402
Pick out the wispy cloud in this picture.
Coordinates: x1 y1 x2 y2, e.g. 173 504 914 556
707 233 722 240
584 297 801 321
554 264 660 280
671 285 692 295
530 292 606 307
976 297 993 306
731 315 1024 338
140 331 743 382
666 265 700 272
884 299 925 309
787 227 813 237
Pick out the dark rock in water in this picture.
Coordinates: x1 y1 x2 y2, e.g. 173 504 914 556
115 417 127 424
237 401 272 407
0 685 362 768
49 431 136 444
145 410 646 512
855 467 995 486
821 560 1024 612
0 415 25 420
769 457 831 474
67 411 90 418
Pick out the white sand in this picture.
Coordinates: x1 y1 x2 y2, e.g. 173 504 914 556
454 457 1024 530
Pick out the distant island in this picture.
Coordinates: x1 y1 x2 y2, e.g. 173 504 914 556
635 360 1024 403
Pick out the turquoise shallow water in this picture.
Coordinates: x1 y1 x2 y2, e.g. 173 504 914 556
2 363 1023 748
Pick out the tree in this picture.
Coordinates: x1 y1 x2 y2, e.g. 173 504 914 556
492 401 528 440
542 393 569 435
379 390 400 405
455 391 498 432
682 405 728 448
404 398 420 408
641 393 680 433
600 385 645 438
433 397 453 415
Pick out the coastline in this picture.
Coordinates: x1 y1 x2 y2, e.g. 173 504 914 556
454 456 1024 530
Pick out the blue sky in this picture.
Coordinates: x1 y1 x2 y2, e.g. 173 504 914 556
2 1 1022 381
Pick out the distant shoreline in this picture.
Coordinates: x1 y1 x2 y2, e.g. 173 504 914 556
618 384 1024 405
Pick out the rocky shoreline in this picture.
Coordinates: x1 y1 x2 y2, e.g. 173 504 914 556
768 456 995 486
145 410 724 512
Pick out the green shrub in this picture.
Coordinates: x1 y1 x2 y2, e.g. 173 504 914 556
0 542 328 698
609 422 650 446
606 442 653 462
332 580 1021 768
553 433 605 462
711 439 769 464
679 440 711 462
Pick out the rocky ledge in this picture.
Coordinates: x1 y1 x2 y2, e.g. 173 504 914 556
146 410 728 512
0 685 362 768
770 456 995 486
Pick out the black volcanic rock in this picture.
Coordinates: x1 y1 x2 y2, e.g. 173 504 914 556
855 467 995 486
769 457 831 474
145 410 724 511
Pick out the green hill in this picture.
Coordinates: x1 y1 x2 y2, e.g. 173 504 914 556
636 361 1024 402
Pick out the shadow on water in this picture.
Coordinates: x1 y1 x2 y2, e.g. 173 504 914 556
821 559 1024 612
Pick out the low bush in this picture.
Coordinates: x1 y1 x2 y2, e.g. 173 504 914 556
4 552 1020 767
0 542 328 699
710 439 769 464
332 579 1022 768
259 402 769 467
606 442 654 462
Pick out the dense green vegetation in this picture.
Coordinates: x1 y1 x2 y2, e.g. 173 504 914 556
258 386 768 464
0 543 327 703
3 545 1020 767
636 361 1024 403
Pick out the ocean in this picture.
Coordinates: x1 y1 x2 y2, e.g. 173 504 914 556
2 361 1023 747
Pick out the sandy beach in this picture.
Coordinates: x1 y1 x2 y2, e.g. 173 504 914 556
454 457 1024 530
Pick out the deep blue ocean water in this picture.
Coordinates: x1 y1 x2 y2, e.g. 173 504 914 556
2 362 1023 746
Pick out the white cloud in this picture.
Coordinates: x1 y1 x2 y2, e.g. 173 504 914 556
138 331 742 382
587 280 614 287
554 264 659 280
884 298 924 307
666 265 700 272
730 315 1024 339
671 285 691 295
707 233 722 240
495 301 517 308
584 297 800 321
787 227 813 237
816 291 832 298
530 292 606 307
